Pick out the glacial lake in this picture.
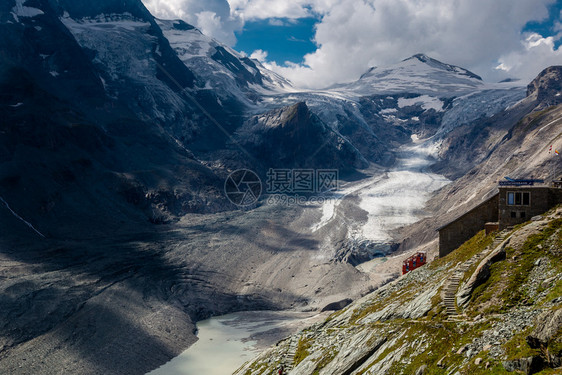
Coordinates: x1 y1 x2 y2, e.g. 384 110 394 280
147 311 323 375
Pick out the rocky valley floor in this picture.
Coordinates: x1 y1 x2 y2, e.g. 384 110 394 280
0 179 399 375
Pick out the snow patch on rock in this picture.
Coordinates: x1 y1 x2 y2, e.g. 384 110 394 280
398 95 443 112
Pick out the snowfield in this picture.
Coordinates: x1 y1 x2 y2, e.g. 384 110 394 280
356 142 450 243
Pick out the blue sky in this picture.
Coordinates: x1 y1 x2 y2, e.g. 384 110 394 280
143 0 562 88
523 1 562 49
234 18 318 64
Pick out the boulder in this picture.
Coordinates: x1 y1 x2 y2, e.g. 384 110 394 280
321 298 353 312
502 356 543 374
526 309 562 348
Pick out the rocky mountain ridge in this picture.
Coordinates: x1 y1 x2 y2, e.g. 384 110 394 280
1 0 530 242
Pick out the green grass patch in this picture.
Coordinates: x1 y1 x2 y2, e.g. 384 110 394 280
358 321 464 374
468 218 562 314
467 260 508 315
534 369 562 375
502 219 562 308
462 359 508 375
294 336 312 366
427 287 446 319
243 361 271 375
503 327 541 361
348 280 427 324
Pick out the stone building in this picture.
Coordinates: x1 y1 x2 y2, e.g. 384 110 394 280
498 186 562 229
438 194 499 258
438 182 562 258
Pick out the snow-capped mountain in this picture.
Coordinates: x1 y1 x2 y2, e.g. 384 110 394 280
0 0 530 234
0 0 238 240
3 0 528 171
341 53 483 96
157 19 292 105
250 54 526 167
0 0 535 243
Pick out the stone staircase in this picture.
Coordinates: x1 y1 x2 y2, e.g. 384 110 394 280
443 230 510 317
280 336 299 371
491 229 510 248
443 270 463 316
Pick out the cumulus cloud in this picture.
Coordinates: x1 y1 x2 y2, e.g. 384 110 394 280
144 0 562 88
496 33 562 81
250 49 268 62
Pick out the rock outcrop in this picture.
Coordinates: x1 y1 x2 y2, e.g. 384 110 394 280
236 102 369 172
526 308 562 369
527 66 562 109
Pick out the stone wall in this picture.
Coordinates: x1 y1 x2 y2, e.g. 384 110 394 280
438 194 499 258
498 187 562 229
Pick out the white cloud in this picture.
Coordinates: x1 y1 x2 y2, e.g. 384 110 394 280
495 32 562 81
144 0 562 88
228 0 314 20
267 18 298 26
268 18 286 26
250 49 268 62
271 0 558 88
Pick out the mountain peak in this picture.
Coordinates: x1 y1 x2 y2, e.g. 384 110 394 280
405 53 432 62
351 54 484 96
401 54 482 81
527 65 562 109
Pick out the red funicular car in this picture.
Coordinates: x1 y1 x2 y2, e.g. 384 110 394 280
402 252 427 275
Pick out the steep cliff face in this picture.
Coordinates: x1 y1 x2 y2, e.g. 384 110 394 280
237 208 562 375
527 66 562 110
236 102 369 172
0 0 239 241
433 66 562 181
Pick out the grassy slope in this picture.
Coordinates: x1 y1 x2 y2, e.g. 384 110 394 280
237 208 562 375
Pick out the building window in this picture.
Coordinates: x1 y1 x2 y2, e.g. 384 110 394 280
520 212 526 219
511 211 517 218
507 192 530 206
